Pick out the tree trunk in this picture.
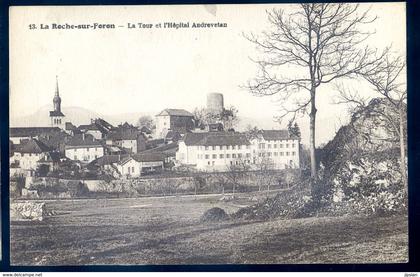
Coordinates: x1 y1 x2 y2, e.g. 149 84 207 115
399 106 407 194
309 91 317 180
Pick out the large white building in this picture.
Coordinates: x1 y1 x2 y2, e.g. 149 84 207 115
176 130 300 172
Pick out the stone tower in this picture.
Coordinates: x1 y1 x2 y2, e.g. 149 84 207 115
206 93 224 114
49 76 65 129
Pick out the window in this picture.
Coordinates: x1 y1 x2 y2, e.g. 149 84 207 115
230 161 233 165
227 145 230 150
132 166 135 173
258 153 262 157
227 154 231 158
274 144 277 148
246 145 250 149
280 144 283 148
268 144 271 149
212 146 216 150
74 155 77 160
238 153 242 158
95 155 98 159
286 144 289 148
238 145 242 150
286 152 290 156
274 152 278 156
212 154 217 159
232 154 236 158
208 161 211 165
220 145 224 150
280 152 284 156
268 152 272 157
220 154 224 159
205 146 209 150
205 154 209 159
197 154 200 159
292 151 296 156
29 153 31 157
292 143 295 148
212 161 215 166
246 153 251 158
232 145 236 150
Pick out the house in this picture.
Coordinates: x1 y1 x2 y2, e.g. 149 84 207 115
117 153 165 177
176 132 252 171
141 142 179 163
10 139 54 173
10 127 61 144
65 122 80 136
78 118 114 139
106 128 146 154
78 124 103 140
176 129 300 171
155 109 195 138
37 130 72 154
65 134 104 163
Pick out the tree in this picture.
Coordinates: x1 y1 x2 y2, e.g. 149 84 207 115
288 120 301 138
336 52 407 191
137 115 155 130
193 106 239 130
245 4 385 182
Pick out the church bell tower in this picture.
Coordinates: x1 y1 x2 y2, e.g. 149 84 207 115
49 76 65 129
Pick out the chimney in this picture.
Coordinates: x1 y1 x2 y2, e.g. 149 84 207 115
82 133 85 141
118 154 121 161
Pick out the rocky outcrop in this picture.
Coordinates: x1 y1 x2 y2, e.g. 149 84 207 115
10 201 47 221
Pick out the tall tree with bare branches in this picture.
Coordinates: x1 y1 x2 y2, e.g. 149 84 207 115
245 3 385 182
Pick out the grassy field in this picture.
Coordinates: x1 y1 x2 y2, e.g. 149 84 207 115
10 193 408 265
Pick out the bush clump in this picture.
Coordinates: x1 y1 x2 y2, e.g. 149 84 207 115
201 207 230 222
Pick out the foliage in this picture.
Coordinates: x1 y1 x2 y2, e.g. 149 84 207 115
137 115 155 130
287 120 301 138
193 106 239 130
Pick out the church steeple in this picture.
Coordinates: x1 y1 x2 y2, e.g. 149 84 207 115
53 75 62 113
49 75 65 128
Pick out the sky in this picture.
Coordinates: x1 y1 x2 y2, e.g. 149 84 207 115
9 3 406 145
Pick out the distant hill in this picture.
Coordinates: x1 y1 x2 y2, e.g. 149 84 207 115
10 106 153 128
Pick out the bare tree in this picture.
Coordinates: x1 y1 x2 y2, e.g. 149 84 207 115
245 4 385 182
225 157 250 197
337 53 407 190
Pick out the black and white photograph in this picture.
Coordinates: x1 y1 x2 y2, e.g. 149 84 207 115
8 3 407 265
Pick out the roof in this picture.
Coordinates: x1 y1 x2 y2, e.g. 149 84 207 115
183 132 250 146
38 131 72 151
38 152 61 163
65 122 77 131
49 111 65 117
140 126 152 134
92 154 130 166
16 139 51 153
141 142 178 156
119 153 165 165
259 130 291 141
10 127 61 138
65 134 103 148
106 129 141 141
157 109 194 117
79 124 100 131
